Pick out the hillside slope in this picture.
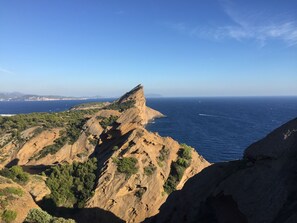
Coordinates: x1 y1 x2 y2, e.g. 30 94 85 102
0 85 210 223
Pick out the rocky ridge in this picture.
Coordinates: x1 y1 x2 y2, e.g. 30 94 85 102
86 84 209 222
0 85 210 223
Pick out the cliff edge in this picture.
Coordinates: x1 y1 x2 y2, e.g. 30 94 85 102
147 117 297 223
0 85 209 223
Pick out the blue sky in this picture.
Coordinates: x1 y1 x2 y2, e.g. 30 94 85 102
0 0 297 97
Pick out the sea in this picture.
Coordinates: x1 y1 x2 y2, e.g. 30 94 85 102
1 97 297 163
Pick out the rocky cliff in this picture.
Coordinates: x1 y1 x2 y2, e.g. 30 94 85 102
147 117 297 223
85 85 209 222
0 176 38 223
0 85 209 223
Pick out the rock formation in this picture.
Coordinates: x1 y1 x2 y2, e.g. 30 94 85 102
0 176 38 223
147 117 297 223
85 85 210 222
0 85 210 223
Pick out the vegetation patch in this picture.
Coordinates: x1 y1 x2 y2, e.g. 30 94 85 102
98 115 118 129
0 187 23 197
0 187 23 209
71 102 106 109
103 100 135 112
144 164 157 176
163 144 192 194
0 110 96 145
1 209 17 223
112 146 119 151
88 137 97 146
0 166 29 185
45 158 97 208
25 208 75 223
113 157 138 177
157 146 170 167
31 118 87 160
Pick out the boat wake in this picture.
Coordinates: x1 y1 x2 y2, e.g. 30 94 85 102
198 113 219 118
198 113 244 122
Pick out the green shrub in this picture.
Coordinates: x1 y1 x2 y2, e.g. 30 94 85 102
112 146 119 151
144 164 156 176
0 166 29 185
176 157 190 168
163 145 192 194
1 209 17 223
24 208 75 223
163 175 177 194
99 115 118 129
0 199 9 209
25 208 52 223
103 100 135 112
180 143 192 160
158 147 170 162
113 157 138 177
46 158 97 208
0 187 23 197
51 217 76 223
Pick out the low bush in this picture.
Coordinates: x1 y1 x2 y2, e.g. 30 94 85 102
113 157 138 177
25 208 75 223
158 147 170 162
1 209 17 223
46 158 97 208
112 146 119 151
25 208 52 223
0 166 29 185
144 164 156 176
99 115 118 129
0 187 23 197
163 144 192 194
103 100 135 112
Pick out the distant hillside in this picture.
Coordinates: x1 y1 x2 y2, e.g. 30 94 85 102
0 92 100 101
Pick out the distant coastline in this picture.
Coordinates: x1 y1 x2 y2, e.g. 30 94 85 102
0 92 101 102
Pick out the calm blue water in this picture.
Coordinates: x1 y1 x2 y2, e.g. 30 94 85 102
146 97 297 162
0 99 112 114
1 97 297 163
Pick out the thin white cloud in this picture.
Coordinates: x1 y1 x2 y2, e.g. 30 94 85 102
167 0 297 47
0 66 14 75
218 0 297 46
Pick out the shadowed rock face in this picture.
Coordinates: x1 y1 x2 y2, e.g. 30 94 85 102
146 117 297 223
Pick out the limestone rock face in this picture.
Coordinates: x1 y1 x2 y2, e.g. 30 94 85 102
85 85 209 222
117 84 164 126
147 117 297 223
0 84 209 223
0 176 38 223
24 175 51 202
